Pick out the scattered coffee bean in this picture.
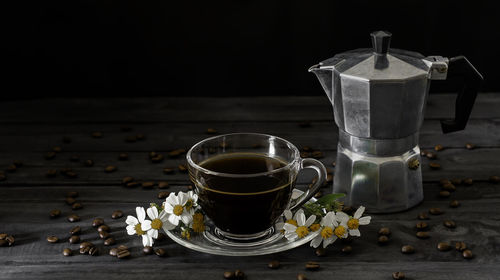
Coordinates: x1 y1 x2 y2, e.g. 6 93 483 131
429 162 441 170
0 233 6 240
52 146 62 153
401 245 415 254
118 153 128 161
451 178 462 185
63 136 72 143
223 271 235 279
122 176 134 185
426 152 437 159
311 151 324 159
92 218 104 227
463 178 473 186
455 241 467 252
136 133 145 140
151 154 164 163
418 212 429 220
206 128 217 134
72 202 83 210
50 209 61 218
268 260 280 269
155 248 167 257
65 197 76 205
315 247 327 257
6 164 16 173
158 191 169 199
378 235 389 245
442 183 456 192
437 242 451 251
84 159 94 167
125 135 137 143
70 155 80 162
465 143 475 150
416 231 430 239
314 191 323 199
47 236 59 243
378 227 391 236
439 190 451 198
443 220 456 228
429 207 444 215
439 179 451 185
163 167 175 174
97 225 110 232
141 181 155 189
46 169 57 177
434 144 444 151
450 200 461 208
80 246 91 254
111 210 123 219
105 165 117 173
462 249 473 259
67 214 80 222
91 132 103 138
416 222 428 230
5 235 14 246
45 151 56 160
80 242 93 249
117 244 128 251
99 231 110 239
65 171 78 178
392 271 406 280
234 269 245 279
66 191 78 198
297 273 307 280
70 226 81 235
109 248 119 256
489 175 500 184
89 246 99 256
158 181 169 189
143 246 154 255
104 237 116 246
69 235 80 244
305 261 320 271
341 245 352 254
178 164 187 173
326 174 333 184
117 249 131 259
126 182 140 188
63 248 72 256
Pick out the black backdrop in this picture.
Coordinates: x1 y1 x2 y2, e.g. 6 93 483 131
3 0 498 98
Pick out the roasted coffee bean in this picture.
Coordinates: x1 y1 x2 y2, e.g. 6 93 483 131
455 241 467 252
314 191 323 199
437 242 451 251
0 233 7 240
158 181 169 189
206 128 217 134
65 171 78 178
178 164 187 173
378 235 389 245
462 249 473 259
439 190 451 198
52 146 62 153
392 271 406 280
429 162 441 170
451 178 462 185
6 164 16 173
99 231 110 239
401 245 415 254
63 136 72 143
297 273 308 280
443 220 456 228
429 207 444 215
122 176 134 185
155 248 167 257
109 247 119 256
341 245 352 254
463 178 473 186
163 167 175 174
69 235 80 244
104 238 115 246
326 174 333 183
439 179 451 186
63 248 72 256
416 231 430 239
45 151 56 160
151 154 164 163
126 182 140 188
50 209 61 218
156 232 167 241
65 197 76 205
186 185 194 191
223 271 235 279
46 169 57 177
305 261 320 271
117 245 128 251
72 202 83 210
70 155 80 162
420 150 428 156
136 133 145 140
97 225 110 232
89 247 99 256
234 269 245 279
92 218 104 227
80 242 93 249
141 181 155 189
378 227 391 236
84 159 94 167
67 214 80 222
315 247 327 257
489 175 500 184
426 152 437 159
118 153 128 161
442 183 456 192
149 152 159 158
465 143 475 150
418 212 429 220
268 260 280 269
434 144 444 151
91 132 103 138
105 165 117 173
125 135 137 143
111 210 123 219
80 246 91 254
311 151 324 159
66 191 78 198
450 200 461 208
416 222 428 231
5 235 14 246
47 236 59 243
158 191 169 199
117 249 131 259
143 246 154 255
69 226 81 235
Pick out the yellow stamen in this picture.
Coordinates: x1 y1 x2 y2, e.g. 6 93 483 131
334 225 346 238
320 226 333 239
295 226 309 238
286 219 298 227
185 199 194 211
134 223 145 235
181 229 191 240
192 213 205 233
173 205 184 216
309 223 321 232
347 218 359 229
151 218 163 230
193 212 203 223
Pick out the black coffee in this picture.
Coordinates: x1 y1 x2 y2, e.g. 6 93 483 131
193 153 294 235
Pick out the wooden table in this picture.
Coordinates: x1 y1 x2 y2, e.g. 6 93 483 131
1 94 499 280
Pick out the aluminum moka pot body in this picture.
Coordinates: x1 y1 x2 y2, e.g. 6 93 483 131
309 31 482 213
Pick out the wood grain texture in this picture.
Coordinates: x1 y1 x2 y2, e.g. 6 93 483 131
0 94 499 280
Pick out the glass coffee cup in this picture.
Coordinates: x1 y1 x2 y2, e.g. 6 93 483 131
187 133 326 241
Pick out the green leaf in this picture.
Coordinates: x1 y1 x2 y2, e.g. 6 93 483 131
316 193 345 206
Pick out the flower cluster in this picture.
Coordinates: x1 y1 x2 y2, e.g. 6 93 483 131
125 191 204 247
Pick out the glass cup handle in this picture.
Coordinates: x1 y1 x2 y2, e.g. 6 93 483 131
289 158 327 211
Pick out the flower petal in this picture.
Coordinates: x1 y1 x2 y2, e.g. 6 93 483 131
162 220 176 231
305 215 316 227
323 236 337 248
359 216 371 225
178 192 188 205
168 213 180 226
353 206 365 219
336 211 349 223
285 232 298 241
164 203 174 214
275 222 285 231
148 229 158 239
294 209 304 220
296 212 306 226
125 215 138 226
283 223 297 232
147 206 158 220
310 235 323 248
165 192 177 205
349 229 361 236
284 210 292 220
142 234 153 247
141 219 152 231
180 213 192 225
136 207 146 222
158 210 168 220
321 212 335 227
126 225 136 235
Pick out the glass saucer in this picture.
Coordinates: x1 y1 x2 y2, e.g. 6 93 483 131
165 190 320 256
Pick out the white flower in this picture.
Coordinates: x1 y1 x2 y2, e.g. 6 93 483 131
183 191 198 215
275 209 294 233
336 206 371 236
310 211 340 248
125 207 153 247
141 206 175 239
283 210 316 241
164 192 194 226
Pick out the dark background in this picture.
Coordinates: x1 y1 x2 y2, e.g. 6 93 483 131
2 0 498 98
